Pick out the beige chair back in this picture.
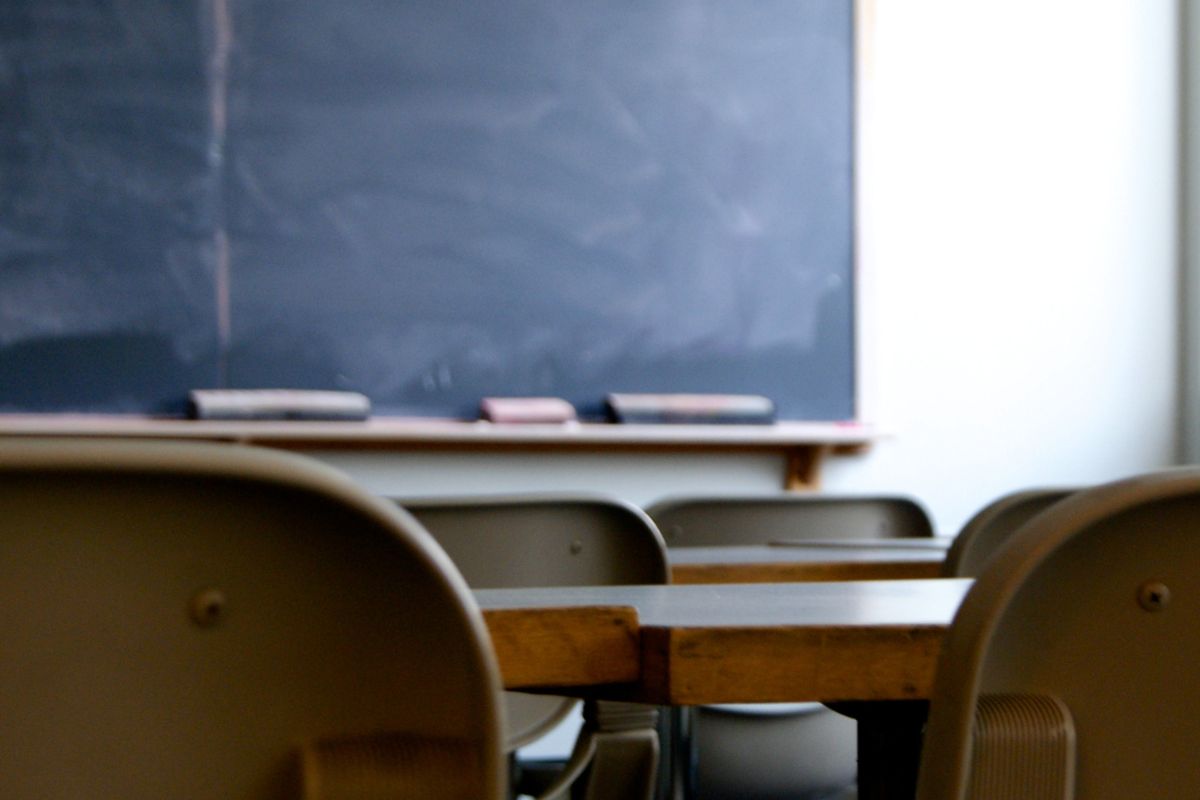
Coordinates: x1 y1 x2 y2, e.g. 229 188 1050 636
917 469 1200 799
943 488 1075 577
405 495 669 589
648 493 935 546
0 438 505 800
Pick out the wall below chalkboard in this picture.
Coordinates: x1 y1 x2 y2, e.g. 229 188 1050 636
0 0 856 421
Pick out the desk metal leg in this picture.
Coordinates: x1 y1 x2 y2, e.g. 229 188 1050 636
658 706 692 800
830 700 928 800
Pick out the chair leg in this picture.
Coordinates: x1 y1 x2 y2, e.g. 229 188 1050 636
529 700 660 800
581 701 660 800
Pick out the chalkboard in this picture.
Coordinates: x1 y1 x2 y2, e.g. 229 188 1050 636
0 0 856 421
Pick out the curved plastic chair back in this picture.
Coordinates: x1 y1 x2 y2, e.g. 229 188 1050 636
0 438 505 800
648 493 935 546
943 488 1075 577
400 495 669 798
918 469 1200 799
404 495 669 590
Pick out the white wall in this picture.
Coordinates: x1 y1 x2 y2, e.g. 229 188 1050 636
316 0 1183 534
822 0 1181 530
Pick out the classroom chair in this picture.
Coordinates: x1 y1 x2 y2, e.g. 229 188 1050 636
398 494 670 800
917 468 1200 798
646 493 934 799
0 438 505 800
651 493 935 547
942 488 1075 577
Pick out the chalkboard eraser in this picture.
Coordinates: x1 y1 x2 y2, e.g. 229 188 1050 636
188 389 371 421
605 393 776 425
480 396 577 424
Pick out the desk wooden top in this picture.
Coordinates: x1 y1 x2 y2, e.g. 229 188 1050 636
669 542 949 584
478 578 972 705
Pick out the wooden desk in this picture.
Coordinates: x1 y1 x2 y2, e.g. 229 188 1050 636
480 578 972 800
669 542 949 584
478 578 971 704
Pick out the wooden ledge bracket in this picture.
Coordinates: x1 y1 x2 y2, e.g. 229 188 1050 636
785 444 830 491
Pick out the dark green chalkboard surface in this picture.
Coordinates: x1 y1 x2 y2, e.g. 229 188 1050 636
0 0 855 421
